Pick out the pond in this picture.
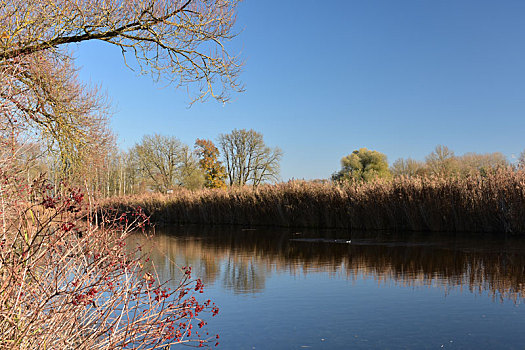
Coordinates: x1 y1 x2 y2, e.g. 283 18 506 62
128 226 525 349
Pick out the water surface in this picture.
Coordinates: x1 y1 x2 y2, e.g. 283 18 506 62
129 226 525 349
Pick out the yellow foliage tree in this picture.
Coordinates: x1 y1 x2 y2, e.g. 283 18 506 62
194 138 226 188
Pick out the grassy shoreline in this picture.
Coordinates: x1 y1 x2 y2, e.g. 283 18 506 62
101 169 525 234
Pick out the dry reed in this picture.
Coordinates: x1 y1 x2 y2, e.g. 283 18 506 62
102 168 525 234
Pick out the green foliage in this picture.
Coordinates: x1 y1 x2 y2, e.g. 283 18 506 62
333 148 391 182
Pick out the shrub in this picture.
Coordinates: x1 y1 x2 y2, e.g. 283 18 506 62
0 168 219 348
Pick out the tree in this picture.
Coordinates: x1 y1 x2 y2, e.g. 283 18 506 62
194 139 226 188
0 0 242 103
1 0 243 196
333 148 391 182
134 134 203 192
0 55 115 185
456 152 508 176
178 146 205 190
117 149 146 195
391 157 426 177
425 145 458 177
218 129 283 186
518 149 525 168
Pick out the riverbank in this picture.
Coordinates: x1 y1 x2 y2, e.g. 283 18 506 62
101 169 525 234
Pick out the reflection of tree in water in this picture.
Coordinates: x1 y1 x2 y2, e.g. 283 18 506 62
127 230 268 294
126 233 223 285
222 257 267 294
129 226 525 301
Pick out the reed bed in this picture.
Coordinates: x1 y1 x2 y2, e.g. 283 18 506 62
102 168 525 234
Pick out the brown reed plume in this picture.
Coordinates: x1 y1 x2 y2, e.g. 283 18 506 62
102 168 525 234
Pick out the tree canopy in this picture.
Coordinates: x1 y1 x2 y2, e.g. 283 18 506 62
194 138 226 188
392 146 510 179
518 149 525 168
425 145 457 176
0 0 242 103
333 148 391 182
0 0 242 188
133 134 203 192
390 158 425 177
218 129 282 186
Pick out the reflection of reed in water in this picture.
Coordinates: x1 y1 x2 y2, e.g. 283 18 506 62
129 226 525 301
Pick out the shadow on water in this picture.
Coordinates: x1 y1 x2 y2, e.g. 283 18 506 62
128 225 525 301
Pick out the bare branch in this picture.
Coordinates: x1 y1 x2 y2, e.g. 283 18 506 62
0 0 243 103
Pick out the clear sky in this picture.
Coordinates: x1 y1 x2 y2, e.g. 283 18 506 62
73 0 525 181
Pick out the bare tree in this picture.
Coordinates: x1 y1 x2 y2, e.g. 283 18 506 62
390 157 426 177
457 152 508 176
178 146 205 189
218 129 282 186
0 54 115 184
0 0 242 191
0 0 242 103
425 145 458 176
134 133 203 192
518 149 525 168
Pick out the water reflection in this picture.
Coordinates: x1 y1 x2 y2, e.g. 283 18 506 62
128 226 525 301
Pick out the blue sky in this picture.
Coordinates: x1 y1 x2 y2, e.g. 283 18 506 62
74 0 525 181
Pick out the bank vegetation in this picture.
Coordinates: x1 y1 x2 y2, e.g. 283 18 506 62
102 167 525 234
0 0 242 348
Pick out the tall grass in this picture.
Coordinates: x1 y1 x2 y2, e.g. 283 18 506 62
102 168 525 234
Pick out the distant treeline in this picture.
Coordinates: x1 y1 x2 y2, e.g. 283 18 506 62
333 145 517 182
102 168 525 234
